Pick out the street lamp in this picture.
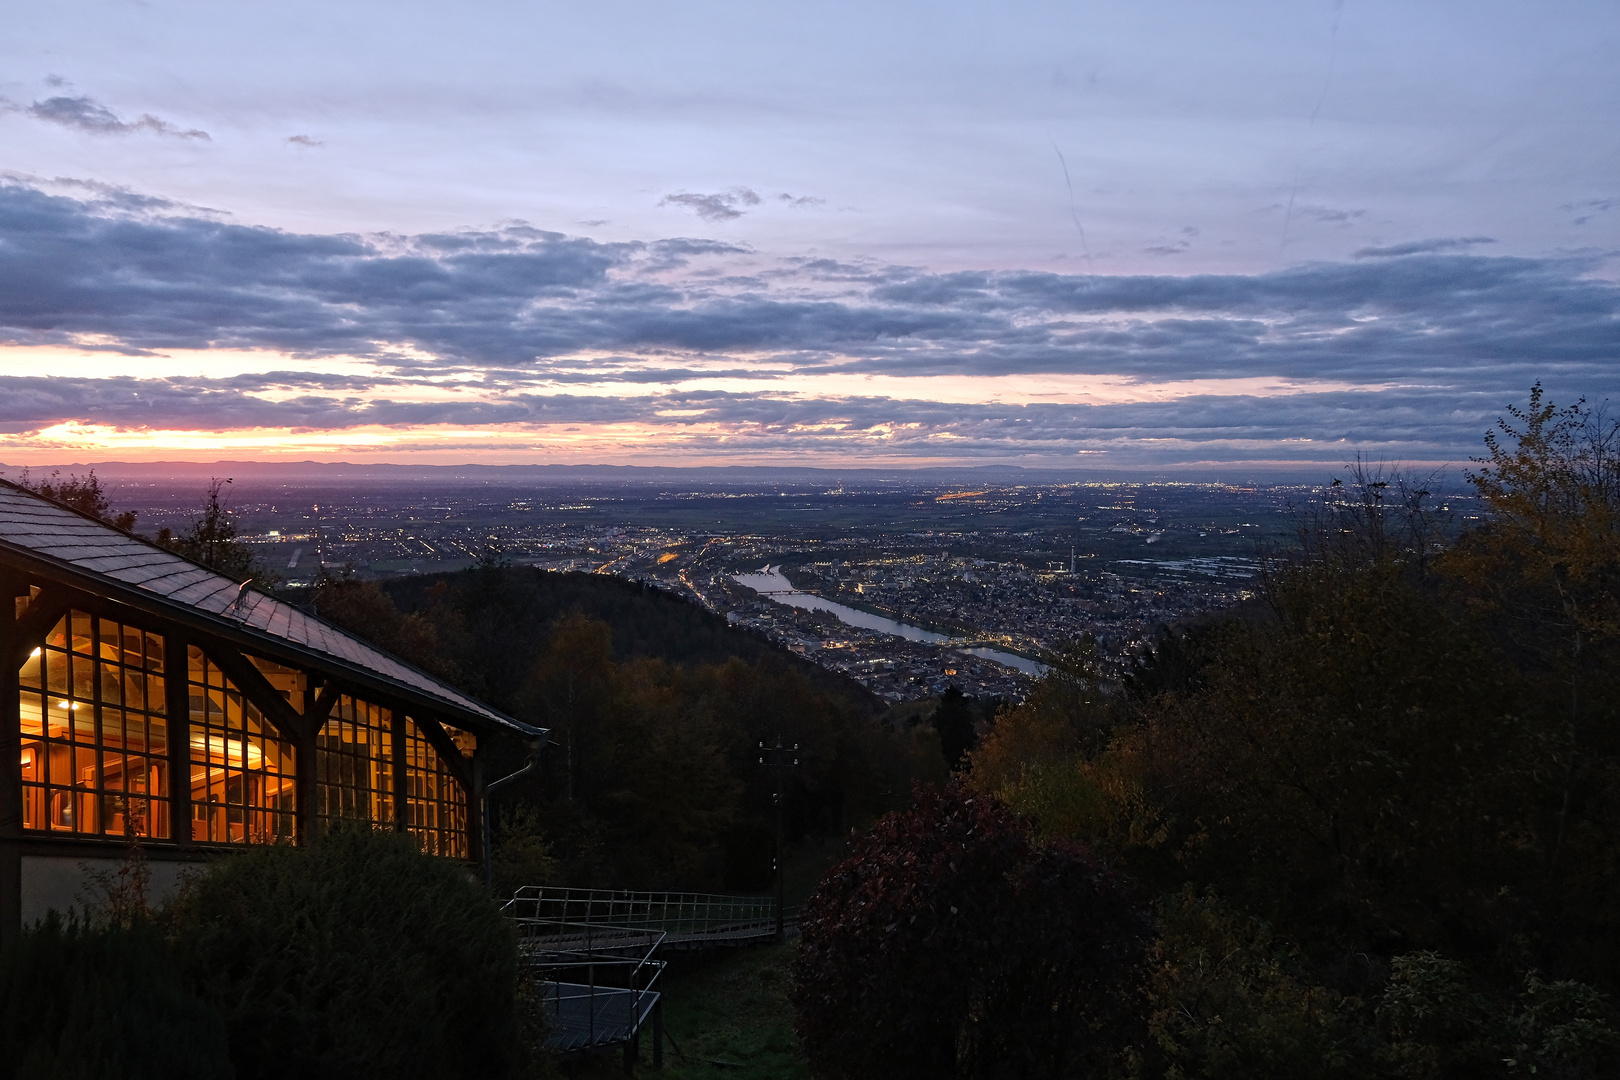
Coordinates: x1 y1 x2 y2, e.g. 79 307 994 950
758 737 800 942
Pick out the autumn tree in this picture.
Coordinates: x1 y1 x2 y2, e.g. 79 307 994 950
1451 385 1620 866
791 782 1147 1080
309 566 452 678
523 612 618 808
1444 384 1620 978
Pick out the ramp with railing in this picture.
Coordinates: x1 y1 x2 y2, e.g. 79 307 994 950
503 886 789 951
503 887 794 1060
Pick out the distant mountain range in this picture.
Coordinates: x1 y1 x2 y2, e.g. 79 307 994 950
0 459 1329 490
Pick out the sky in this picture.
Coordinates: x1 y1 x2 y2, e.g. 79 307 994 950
0 0 1616 475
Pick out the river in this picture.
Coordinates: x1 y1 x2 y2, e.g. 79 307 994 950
732 566 1048 677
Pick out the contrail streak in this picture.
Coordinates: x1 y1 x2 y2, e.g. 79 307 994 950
1052 142 1094 274
1283 0 1346 249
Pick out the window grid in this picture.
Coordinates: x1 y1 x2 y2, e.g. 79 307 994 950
18 610 170 839
188 647 297 844
404 718 469 858
316 695 394 831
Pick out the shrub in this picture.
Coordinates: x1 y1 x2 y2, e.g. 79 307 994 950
1141 888 1378 1080
169 826 527 1080
790 781 1148 1080
1378 952 1620 1080
0 912 232 1080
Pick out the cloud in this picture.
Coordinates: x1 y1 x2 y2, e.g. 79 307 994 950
1353 236 1495 258
1298 205 1366 225
0 372 1519 468
0 182 1615 466
1143 226 1199 255
659 188 761 221
778 193 825 208
27 95 210 140
286 134 323 147
1564 198 1616 226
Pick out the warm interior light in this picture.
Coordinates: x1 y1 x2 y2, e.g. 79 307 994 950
19 749 33 768
54 700 79 710
189 732 266 770
29 647 40 658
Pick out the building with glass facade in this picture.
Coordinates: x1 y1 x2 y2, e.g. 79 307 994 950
0 480 545 946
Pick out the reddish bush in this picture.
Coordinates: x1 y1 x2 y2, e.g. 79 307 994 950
790 781 1148 1080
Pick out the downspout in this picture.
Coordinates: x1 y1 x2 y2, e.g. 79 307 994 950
482 734 547 892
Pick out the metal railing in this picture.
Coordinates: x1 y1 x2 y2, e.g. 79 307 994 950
502 887 797 1057
526 931 666 1052
502 886 788 948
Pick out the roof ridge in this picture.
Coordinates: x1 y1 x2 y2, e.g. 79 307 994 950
0 480 534 734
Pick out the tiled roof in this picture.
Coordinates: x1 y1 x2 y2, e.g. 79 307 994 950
0 480 536 736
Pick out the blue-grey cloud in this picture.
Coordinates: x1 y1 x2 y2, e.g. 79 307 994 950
659 188 761 221
0 372 1499 458
1353 236 1495 258
27 96 210 140
1565 199 1617 227
0 183 1615 466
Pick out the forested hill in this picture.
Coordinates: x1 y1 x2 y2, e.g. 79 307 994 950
375 567 882 714
307 564 921 890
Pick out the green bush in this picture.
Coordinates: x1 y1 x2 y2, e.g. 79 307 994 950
169 826 528 1080
1378 953 1620 1080
1141 889 1378 1080
0 912 232 1080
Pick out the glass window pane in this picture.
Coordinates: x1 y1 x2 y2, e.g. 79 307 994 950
185 651 297 846
72 653 94 699
97 662 122 706
19 647 41 689
315 696 394 834
121 669 145 712
70 611 93 655
403 717 467 858
97 619 121 660
20 611 171 840
19 693 44 738
20 739 42 783
46 649 68 694
247 655 307 714
74 744 96 788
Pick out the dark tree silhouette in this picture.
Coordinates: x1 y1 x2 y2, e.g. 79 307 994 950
14 468 137 530
930 684 978 771
156 478 275 586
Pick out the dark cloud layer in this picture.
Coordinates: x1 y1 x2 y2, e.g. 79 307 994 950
0 372 1518 467
1 184 1615 465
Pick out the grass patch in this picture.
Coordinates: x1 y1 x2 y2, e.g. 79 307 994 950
614 944 805 1080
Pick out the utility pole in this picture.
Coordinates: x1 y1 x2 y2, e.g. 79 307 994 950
758 737 800 942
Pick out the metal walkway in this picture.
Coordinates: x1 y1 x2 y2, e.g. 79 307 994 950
542 981 662 1053
503 887 795 1061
